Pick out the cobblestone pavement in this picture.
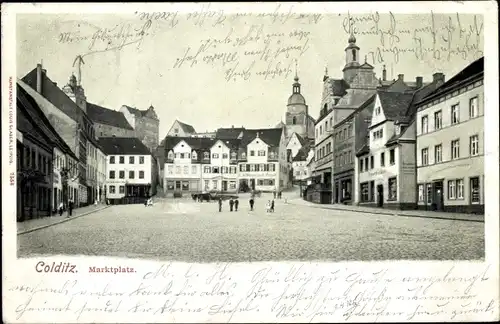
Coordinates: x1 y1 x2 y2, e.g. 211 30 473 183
17 196 484 262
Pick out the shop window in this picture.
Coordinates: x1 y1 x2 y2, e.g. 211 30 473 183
388 177 397 200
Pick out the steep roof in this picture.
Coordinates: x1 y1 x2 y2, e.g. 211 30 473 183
292 146 309 162
17 83 78 160
21 67 79 121
163 136 217 151
216 127 245 139
335 94 376 129
294 132 308 147
377 91 414 121
417 57 484 106
177 120 196 133
330 78 350 97
241 128 283 147
99 137 152 155
87 102 134 130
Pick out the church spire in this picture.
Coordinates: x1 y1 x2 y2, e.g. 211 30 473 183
293 59 300 94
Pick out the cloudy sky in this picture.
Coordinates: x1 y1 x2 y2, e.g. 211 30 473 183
16 5 484 138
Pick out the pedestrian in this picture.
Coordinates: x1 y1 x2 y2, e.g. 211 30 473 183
218 197 223 212
234 198 239 211
271 199 275 213
58 201 64 216
229 199 234 212
249 198 254 211
266 200 271 213
273 191 276 199
67 199 74 218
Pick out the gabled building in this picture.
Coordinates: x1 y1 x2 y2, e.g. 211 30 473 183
286 132 309 160
99 137 157 201
165 119 197 137
86 102 136 138
416 57 484 214
120 105 160 153
21 64 103 207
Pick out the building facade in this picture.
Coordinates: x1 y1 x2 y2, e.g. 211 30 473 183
100 137 157 201
120 105 160 153
416 58 484 214
86 102 136 138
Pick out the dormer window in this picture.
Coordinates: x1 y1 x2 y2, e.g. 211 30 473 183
192 151 197 160
203 152 209 160
241 152 247 159
395 125 401 135
230 152 237 159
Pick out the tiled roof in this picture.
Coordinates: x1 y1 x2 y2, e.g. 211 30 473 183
335 94 376 128
17 83 78 160
330 79 350 97
417 57 483 106
356 143 370 157
99 137 152 155
377 91 414 121
241 128 283 147
292 146 309 162
216 127 245 139
294 132 308 147
164 136 217 151
87 102 134 130
21 68 79 121
178 120 196 133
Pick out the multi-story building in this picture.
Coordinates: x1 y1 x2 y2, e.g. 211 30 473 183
416 57 484 214
99 137 157 201
292 147 314 186
96 147 107 202
333 94 375 204
86 102 136 138
21 64 101 207
120 105 160 153
165 120 197 137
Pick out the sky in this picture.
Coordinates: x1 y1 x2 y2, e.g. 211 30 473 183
16 8 484 138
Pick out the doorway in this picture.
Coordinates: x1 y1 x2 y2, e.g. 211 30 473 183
250 179 255 190
334 183 339 204
222 181 228 192
377 184 384 207
433 181 444 211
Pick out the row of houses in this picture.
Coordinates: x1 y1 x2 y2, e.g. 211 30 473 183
306 54 484 214
16 64 160 221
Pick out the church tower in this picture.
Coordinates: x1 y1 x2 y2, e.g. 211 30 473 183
62 73 87 113
342 33 361 83
285 68 309 140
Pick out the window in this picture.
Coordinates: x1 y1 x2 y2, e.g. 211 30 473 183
139 171 144 179
250 150 255 156
426 184 432 204
242 152 247 159
320 126 323 135
292 116 296 125
451 104 460 124
182 181 189 191
222 153 228 159
469 96 479 118
212 180 218 189
230 152 237 159
421 148 429 166
369 181 375 202
325 121 328 130
204 166 211 173
375 106 381 115
370 156 374 169
167 165 173 174
434 144 442 163
192 151 198 160
418 184 424 202
192 166 197 174
421 115 428 134
360 159 364 172
110 156 115 164
348 125 353 136
203 152 210 159
175 166 181 174
250 164 255 172
448 179 464 200
213 166 220 173
434 110 442 130
269 164 275 172
380 152 385 167
109 185 116 194
119 171 125 179
451 139 460 159
129 156 135 164
174 128 179 134
119 156 124 164
258 150 266 156
212 153 219 159
119 186 125 194
129 171 135 179
470 135 479 156
360 182 369 202
167 181 175 190
204 180 209 190
470 177 480 203
139 156 144 164
183 166 189 174
109 171 115 179
388 177 397 200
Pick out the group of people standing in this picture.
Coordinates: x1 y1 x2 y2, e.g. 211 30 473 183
217 196 276 213
57 199 74 218
218 197 240 212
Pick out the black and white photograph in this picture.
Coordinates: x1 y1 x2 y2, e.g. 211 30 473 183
2 2 499 323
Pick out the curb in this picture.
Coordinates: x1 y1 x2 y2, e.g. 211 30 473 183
287 201 484 223
17 205 111 235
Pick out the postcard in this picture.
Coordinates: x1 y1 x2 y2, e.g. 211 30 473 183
2 1 499 323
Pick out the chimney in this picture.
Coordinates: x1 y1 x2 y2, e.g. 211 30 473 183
398 74 404 81
382 65 387 81
433 72 445 86
36 63 43 93
416 76 423 88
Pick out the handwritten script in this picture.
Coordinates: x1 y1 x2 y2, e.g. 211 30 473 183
6 262 498 322
342 11 484 65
